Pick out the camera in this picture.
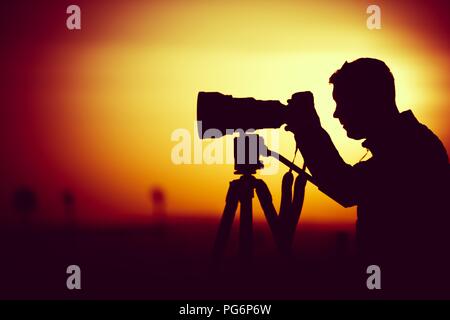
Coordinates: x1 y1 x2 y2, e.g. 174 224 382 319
196 91 309 137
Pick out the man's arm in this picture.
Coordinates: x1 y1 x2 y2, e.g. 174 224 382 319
293 125 360 207
287 92 362 207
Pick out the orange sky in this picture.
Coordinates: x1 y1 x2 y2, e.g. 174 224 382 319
27 0 449 224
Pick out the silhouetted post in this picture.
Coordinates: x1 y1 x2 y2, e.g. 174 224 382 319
149 186 168 241
150 187 166 221
335 231 349 260
12 186 37 227
62 189 76 228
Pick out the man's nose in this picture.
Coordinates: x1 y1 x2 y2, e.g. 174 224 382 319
333 108 340 119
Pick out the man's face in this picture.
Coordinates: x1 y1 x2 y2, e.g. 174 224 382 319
332 86 370 140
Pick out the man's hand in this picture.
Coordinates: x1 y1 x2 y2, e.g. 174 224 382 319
285 91 321 135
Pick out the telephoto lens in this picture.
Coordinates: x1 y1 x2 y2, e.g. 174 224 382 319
197 92 286 138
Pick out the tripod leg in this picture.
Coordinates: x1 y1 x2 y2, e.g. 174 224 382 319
212 180 240 267
287 173 307 240
238 175 254 264
254 179 284 253
279 171 295 255
279 171 294 221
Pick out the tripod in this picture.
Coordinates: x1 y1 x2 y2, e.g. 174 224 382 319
211 134 305 267
212 171 281 266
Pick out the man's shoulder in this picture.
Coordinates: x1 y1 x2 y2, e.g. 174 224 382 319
401 110 448 164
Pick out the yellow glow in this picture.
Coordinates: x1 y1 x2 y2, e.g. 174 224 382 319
36 0 449 223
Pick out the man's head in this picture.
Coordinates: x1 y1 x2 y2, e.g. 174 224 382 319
330 58 399 140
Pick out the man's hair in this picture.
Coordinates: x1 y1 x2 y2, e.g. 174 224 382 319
329 58 396 107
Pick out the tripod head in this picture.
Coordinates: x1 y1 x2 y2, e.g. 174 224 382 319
231 132 320 192
233 133 266 175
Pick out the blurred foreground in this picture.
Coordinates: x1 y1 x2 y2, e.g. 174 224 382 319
0 215 368 299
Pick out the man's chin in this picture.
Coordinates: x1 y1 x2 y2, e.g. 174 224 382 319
346 130 365 140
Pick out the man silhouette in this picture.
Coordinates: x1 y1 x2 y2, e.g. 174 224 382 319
286 58 449 297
